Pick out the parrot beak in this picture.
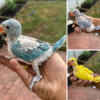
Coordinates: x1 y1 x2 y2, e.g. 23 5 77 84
0 25 6 34
68 61 71 66
70 12 75 17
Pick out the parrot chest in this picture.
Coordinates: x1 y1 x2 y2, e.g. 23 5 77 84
8 41 15 57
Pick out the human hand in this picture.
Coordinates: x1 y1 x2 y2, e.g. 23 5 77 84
70 73 100 88
0 53 66 100
70 75 92 87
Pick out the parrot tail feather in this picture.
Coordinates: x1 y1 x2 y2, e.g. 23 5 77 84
94 25 100 31
93 76 100 83
52 35 66 52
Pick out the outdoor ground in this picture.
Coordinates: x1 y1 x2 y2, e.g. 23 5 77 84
83 52 100 74
14 1 66 44
68 32 100 49
68 85 100 100
0 64 41 100
86 0 100 18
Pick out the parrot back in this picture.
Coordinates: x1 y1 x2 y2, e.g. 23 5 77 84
74 70 93 81
76 16 92 29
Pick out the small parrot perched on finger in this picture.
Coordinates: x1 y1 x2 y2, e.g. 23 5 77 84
0 19 66 90
68 57 100 83
70 9 100 32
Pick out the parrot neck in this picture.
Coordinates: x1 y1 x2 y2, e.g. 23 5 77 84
72 61 78 66
8 36 18 45
73 65 78 72
7 31 21 43
72 62 78 72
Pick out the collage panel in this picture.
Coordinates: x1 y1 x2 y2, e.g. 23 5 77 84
68 50 100 100
0 0 66 100
67 0 100 49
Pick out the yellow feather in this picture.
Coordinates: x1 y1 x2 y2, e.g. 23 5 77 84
79 65 93 74
21 65 28 70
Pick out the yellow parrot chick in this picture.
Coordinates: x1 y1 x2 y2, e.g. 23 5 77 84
68 57 100 83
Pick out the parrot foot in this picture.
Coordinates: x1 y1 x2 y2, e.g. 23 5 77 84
29 75 43 90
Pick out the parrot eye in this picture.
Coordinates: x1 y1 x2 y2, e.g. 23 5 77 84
6 26 10 29
71 60 74 62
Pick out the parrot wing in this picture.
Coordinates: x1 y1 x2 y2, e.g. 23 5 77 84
79 65 93 74
77 17 92 28
11 35 51 62
77 13 93 28
75 69 93 81
81 13 92 23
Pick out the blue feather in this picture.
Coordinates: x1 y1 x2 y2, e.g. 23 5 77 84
11 41 50 62
11 35 66 62
52 35 66 52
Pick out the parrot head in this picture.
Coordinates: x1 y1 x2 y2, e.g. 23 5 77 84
0 19 22 39
70 9 80 17
68 57 78 66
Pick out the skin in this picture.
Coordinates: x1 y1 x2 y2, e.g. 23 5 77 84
70 74 92 87
0 53 66 100
70 73 100 88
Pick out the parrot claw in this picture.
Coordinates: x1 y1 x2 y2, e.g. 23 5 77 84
29 75 43 90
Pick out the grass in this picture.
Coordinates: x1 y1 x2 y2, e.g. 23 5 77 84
5 0 27 11
84 0 94 5
14 1 66 44
86 0 100 18
6 0 16 11
80 51 91 58
84 52 100 74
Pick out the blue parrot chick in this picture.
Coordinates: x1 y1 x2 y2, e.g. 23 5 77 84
70 9 100 32
0 19 66 90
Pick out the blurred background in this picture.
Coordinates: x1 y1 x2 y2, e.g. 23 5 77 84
0 0 66 50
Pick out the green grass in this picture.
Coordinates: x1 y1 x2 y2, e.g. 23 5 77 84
84 52 100 74
6 0 16 11
14 1 66 44
86 0 100 18
89 64 100 74
80 51 91 58
5 0 27 11
84 0 94 5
